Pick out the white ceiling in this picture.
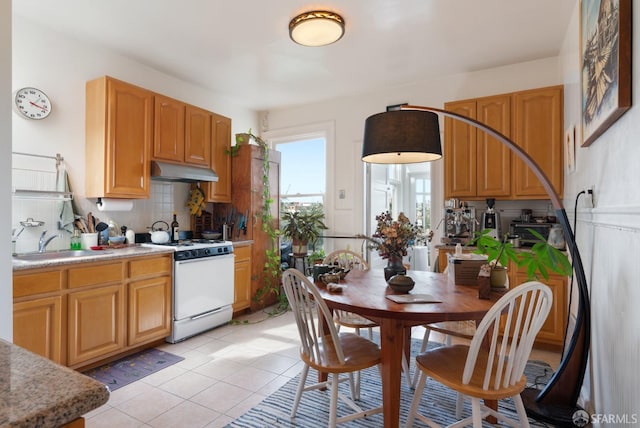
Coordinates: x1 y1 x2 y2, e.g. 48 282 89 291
13 0 576 111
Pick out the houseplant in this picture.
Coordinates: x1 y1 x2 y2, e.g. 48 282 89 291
281 207 328 256
469 228 572 286
358 211 418 281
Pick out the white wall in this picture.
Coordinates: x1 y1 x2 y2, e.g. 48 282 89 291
1 1 13 341
11 16 258 248
559 1 640 420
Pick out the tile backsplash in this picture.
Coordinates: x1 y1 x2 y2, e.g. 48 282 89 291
12 181 192 254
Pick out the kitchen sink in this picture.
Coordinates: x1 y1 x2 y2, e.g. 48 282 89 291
13 249 109 261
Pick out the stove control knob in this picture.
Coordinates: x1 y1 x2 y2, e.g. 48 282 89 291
204 248 210 255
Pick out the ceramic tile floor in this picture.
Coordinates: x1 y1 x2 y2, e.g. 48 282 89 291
84 306 561 428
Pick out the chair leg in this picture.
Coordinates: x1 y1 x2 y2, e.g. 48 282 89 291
471 397 483 428
367 326 373 340
411 328 431 388
407 370 428 427
329 372 340 428
455 391 464 418
291 364 309 418
513 394 531 428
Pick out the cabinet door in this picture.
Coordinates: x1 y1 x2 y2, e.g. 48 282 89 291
13 296 64 365
444 100 477 198
206 114 232 202
511 86 563 198
233 245 252 312
185 105 212 166
476 95 512 198
153 95 185 162
128 276 171 346
105 78 152 197
68 284 125 367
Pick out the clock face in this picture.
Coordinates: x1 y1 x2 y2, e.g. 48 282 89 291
14 87 52 120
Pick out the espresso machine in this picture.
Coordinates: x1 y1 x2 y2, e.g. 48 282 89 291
480 198 501 239
441 205 476 245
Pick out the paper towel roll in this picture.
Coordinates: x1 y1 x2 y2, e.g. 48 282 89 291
96 198 134 212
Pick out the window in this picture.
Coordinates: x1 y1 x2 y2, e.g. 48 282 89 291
276 137 326 211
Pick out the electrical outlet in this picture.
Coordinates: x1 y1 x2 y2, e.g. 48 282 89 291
585 185 595 208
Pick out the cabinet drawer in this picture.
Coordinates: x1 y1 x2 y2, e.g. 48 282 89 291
129 256 172 279
233 245 251 260
13 271 63 298
68 262 123 289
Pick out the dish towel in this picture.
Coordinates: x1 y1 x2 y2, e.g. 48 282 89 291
57 165 76 234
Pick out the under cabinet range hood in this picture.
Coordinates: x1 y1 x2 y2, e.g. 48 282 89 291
150 161 218 183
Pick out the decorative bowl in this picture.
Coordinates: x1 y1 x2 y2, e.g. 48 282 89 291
319 273 342 284
202 231 222 240
387 274 415 293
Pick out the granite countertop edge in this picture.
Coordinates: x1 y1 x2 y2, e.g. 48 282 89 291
12 246 175 271
0 340 110 427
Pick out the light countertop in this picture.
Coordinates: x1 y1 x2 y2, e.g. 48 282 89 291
0 339 109 427
12 245 174 271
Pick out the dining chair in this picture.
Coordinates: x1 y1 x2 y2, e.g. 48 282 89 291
323 250 412 385
407 281 553 428
282 268 383 427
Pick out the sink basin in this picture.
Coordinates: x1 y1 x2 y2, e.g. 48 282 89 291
13 249 105 262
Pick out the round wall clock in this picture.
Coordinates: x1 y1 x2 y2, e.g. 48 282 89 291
14 87 52 120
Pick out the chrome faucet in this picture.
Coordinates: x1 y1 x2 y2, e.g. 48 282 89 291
38 231 58 253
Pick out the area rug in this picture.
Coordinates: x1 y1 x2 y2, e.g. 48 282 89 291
83 348 184 392
227 338 555 428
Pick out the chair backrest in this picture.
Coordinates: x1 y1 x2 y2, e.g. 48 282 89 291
463 281 552 391
282 268 346 365
323 250 369 271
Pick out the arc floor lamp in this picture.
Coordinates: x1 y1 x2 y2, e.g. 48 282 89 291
362 105 590 426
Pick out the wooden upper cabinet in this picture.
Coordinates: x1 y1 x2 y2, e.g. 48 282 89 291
185 105 212 166
444 85 563 200
85 76 152 198
444 100 477 198
153 95 185 162
511 86 563 198
476 95 511 197
205 113 232 202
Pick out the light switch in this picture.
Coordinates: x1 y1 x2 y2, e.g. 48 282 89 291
339 189 346 199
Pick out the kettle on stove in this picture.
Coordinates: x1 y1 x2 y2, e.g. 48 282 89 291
481 198 501 239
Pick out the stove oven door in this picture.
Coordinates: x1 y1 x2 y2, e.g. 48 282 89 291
173 253 235 321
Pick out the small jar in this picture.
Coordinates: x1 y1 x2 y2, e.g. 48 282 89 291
70 230 82 250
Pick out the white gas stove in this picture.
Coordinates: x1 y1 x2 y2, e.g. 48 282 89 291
143 239 235 343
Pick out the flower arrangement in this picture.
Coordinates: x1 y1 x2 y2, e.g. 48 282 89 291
358 211 418 259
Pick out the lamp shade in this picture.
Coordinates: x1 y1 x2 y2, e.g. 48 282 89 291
362 110 442 164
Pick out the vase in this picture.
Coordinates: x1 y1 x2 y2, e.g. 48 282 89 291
384 255 407 281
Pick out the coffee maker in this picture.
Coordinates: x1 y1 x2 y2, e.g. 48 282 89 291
441 206 476 245
480 198 501 239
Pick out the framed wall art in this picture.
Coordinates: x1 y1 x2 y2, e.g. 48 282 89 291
580 0 631 147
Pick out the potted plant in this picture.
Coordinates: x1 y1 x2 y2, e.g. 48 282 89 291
307 248 326 265
281 208 328 256
469 228 572 287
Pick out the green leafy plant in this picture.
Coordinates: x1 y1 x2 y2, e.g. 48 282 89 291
281 208 328 253
469 228 572 280
307 248 326 265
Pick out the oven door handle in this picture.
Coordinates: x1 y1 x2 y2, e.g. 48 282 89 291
175 253 235 265
191 307 228 320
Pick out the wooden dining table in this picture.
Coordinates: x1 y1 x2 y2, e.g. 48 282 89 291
315 269 503 428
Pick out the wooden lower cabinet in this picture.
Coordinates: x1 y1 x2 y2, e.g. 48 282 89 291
128 276 171 346
68 284 126 367
13 253 173 368
13 296 64 364
233 244 252 312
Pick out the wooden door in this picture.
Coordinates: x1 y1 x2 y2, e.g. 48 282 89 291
232 244 252 312
444 100 477 198
128 276 171 345
105 78 152 197
206 113 232 202
511 86 563 198
68 284 125 367
13 296 64 364
153 95 185 162
476 95 512 198
185 105 212 166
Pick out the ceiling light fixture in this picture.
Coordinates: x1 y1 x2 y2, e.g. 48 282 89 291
361 104 590 426
289 10 345 47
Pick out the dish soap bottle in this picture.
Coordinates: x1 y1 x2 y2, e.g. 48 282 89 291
171 212 179 243
70 229 82 250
